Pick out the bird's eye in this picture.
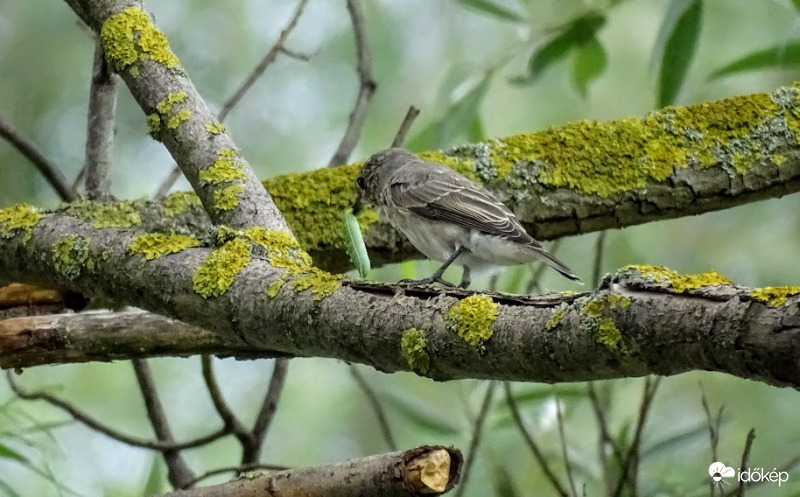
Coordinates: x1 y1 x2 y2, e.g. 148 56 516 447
356 177 366 189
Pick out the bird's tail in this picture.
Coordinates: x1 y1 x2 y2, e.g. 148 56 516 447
533 247 582 283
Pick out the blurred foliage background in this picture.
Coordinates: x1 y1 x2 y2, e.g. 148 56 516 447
2 0 800 495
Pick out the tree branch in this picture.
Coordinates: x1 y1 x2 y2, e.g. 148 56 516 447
244 358 290 464
218 0 309 123
62 0 288 231
164 446 462 497
7 370 227 451
327 0 376 167
83 38 118 199
2 215 800 390
132 359 196 488
0 115 77 202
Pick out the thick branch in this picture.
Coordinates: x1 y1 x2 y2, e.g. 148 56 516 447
64 0 287 231
49 84 800 272
164 446 462 497
1 213 799 389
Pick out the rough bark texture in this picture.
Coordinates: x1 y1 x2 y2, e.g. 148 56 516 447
68 0 288 232
1 213 798 389
164 446 462 497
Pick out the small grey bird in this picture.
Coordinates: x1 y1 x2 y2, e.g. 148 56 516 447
353 148 580 288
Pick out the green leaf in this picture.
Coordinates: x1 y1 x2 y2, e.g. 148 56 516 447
142 456 164 496
382 392 462 435
342 209 370 278
516 11 606 86
793 0 800 11
709 42 800 80
640 422 719 461
0 479 21 497
0 443 26 464
408 74 492 150
655 0 703 106
571 36 608 98
456 0 526 22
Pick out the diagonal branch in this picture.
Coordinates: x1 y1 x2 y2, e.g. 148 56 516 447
62 0 288 231
327 0 376 167
218 0 309 123
132 359 195 488
0 116 77 202
243 358 290 464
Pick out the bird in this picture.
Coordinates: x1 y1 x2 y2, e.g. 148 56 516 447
352 148 580 289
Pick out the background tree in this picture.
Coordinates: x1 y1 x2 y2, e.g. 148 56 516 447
2 0 800 496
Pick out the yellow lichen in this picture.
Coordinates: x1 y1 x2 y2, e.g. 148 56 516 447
167 109 191 129
266 279 284 298
0 203 42 243
63 199 142 229
213 184 244 212
163 191 202 217
583 294 631 317
199 149 246 185
446 295 498 347
596 317 623 351
400 328 430 374
192 237 251 298
243 227 341 300
205 122 227 134
128 232 199 260
626 264 732 293
156 92 187 114
99 7 179 72
750 286 800 308
545 308 565 331
52 236 94 280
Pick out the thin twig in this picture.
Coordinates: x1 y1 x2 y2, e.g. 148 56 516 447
279 46 312 61
592 231 607 287
612 377 662 497
554 391 578 497
454 381 497 497
0 116 76 202
155 0 309 197
83 38 117 200
587 382 623 495
701 385 724 497
391 106 420 148
243 358 291 465
349 365 398 451
503 382 569 497
736 429 756 497
219 0 309 123
132 359 195 489
7 371 226 450
327 0 376 167
180 462 291 490
154 166 184 199
201 355 251 443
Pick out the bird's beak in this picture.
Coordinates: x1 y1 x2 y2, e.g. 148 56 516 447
352 194 364 216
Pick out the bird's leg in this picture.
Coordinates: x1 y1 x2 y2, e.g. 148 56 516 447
399 246 464 287
458 266 471 289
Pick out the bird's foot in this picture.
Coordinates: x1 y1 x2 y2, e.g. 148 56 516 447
397 275 456 288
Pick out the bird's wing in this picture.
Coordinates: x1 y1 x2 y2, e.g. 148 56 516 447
389 161 540 247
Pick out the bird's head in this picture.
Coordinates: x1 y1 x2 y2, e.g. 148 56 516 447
353 148 415 214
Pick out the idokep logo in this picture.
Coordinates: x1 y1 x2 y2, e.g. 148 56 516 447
709 462 789 487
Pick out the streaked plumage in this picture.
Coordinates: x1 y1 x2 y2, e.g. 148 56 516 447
353 148 580 288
